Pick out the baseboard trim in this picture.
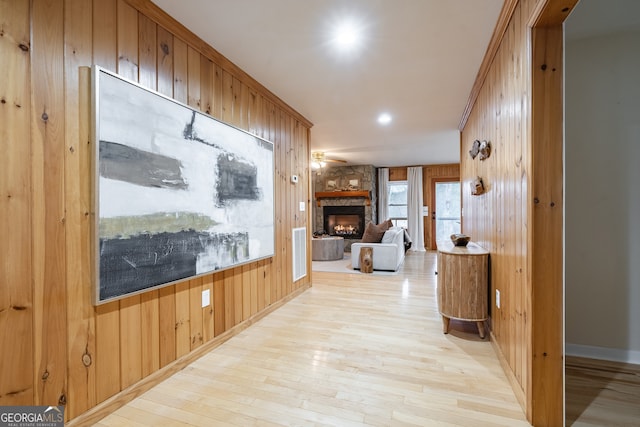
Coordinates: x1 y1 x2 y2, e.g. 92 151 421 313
489 330 527 417
66 283 311 427
566 343 640 365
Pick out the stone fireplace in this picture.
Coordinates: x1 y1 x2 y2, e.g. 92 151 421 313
323 206 365 239
313 165 377 251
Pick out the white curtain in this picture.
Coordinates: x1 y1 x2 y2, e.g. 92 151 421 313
377 168 389 223
407 166 425 251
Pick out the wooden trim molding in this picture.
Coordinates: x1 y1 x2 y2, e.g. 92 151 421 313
314 191 371 207
458 0 519 131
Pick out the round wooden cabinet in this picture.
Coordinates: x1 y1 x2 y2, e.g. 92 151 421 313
436 240 489 338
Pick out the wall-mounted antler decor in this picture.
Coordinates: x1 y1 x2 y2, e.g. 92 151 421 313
469 140 481 159
478 140 491 160
469 139 492 160
470 176 485 196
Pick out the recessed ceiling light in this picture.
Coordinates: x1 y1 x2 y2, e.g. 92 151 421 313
377 113 392 125
331 19 364 51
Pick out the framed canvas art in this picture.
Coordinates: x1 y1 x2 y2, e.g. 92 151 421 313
92 66 274 304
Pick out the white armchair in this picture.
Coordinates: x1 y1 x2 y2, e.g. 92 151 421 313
351 227 406 271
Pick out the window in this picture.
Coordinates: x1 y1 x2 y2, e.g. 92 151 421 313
388 181 408 228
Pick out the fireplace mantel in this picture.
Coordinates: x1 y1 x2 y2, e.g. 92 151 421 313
314 190 371 207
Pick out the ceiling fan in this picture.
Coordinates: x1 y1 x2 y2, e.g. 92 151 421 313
311 151 346 170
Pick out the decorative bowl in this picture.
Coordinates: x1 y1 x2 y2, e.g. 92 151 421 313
450 234 471 247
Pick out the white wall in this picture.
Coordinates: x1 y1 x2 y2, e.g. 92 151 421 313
565 29 640 363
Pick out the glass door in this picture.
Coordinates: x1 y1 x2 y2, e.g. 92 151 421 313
433 181 461 244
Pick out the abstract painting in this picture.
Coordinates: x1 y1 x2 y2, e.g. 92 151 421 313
92 66 274 304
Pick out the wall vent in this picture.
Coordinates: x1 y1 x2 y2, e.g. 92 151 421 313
292 227 307 281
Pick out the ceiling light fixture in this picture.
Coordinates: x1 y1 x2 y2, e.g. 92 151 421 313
377 113 392 125
331 19 364 52
311 152 327 170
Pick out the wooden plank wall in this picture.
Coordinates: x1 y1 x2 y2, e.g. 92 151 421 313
460 0 536 413
461 1 574 424
388 164 460 250
0 0 312 421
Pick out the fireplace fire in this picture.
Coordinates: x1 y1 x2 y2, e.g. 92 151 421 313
323 206 365 239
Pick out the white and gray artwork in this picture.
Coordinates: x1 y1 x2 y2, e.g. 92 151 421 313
94 67 274 304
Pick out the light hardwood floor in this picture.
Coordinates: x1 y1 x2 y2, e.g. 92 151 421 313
95 251 530 426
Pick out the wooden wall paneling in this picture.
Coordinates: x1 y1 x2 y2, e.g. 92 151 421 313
118 295 141 390
389 167 407 181
230 76 241 126
287 116 295 293
115 1 142 390
267 100 278 305
221 70 233 124
189 277 204 350
138 13 156 89
156 26 173 97
256 260 266 312
233 267 243 325
186 46 201 109
530 24 564 426
158 284 176 367
116 0 139 80
223 268 235 329
247 87 261 137
137 11 161 380
285 112 293 293
31 0 67 406
211 64 223 119
64 0 96 417
213 272 225 336
202 275 215 342
277 109 286 301
200 55 213 116
239 79 250 129
231 76 241 127
92 0 122 404
300 123 311 283
264 257 273 308
285 114 294 293
139 289 160 378
518 6 531 398
250 263 259 317
172 37 188 104
92 0 116 71
241 264 251 321
512 5 526 390
174 280 190 358
0 0 34 407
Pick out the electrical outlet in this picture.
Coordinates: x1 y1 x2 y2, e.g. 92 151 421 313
496 289 501 309
201 289 210 308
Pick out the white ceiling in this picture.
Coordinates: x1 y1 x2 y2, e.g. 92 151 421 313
150 0 504 167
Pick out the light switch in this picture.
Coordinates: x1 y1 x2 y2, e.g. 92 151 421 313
202 289 210 307
299 201 306 211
